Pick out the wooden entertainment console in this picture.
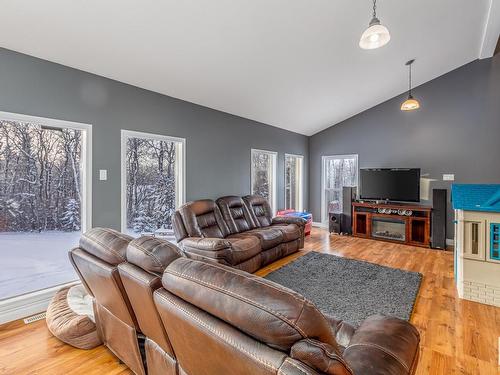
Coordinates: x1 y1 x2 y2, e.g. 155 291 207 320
352 202 431 248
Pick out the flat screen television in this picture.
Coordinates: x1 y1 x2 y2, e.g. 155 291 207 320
360 168 420 202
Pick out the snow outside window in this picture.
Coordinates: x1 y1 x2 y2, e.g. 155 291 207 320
121 130 185 238
0 113 91 300
322 155 358 223
285 154 303 211
251 149 277 214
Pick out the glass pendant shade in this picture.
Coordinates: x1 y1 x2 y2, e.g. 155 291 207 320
401 96 420 111
359 18 391 49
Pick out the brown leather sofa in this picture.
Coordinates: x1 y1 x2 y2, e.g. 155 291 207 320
153 256 421 375
172 195 306 273
71 229 420 374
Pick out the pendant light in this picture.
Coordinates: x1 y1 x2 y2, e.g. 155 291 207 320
359 0 391 50
401 59 420 111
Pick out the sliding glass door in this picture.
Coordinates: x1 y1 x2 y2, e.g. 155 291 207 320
0 112 91 300
321 154 358 224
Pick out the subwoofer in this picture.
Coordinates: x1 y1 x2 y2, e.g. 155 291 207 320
341 186 357 235
431 189 447 249
329 213 342 234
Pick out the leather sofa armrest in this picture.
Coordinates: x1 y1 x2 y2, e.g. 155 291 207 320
272 216 307 227
179 237 233 264
343 315 420 375
180 237 231 251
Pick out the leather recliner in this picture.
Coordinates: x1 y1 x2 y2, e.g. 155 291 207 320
118 236 184 375
68 228 146 375
172 195 306 273
153 257 421 375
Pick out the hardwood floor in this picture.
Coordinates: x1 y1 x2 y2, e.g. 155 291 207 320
1 228 499 374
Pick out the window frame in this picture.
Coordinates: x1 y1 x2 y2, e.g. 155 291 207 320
321 154 359 225
0 111 92 323
284 153 304 212
250 148 278 214
120 129 186 234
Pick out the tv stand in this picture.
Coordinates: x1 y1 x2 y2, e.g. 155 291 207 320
352 202 431 248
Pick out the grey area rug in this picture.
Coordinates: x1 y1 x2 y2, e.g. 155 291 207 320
265 252 422 327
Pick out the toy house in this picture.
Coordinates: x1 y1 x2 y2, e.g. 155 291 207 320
452 184 500 307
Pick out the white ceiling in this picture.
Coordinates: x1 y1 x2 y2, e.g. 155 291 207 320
0 1 496 135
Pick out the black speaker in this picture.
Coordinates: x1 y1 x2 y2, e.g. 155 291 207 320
329 213 342 234
431 189 447 249
341 186 357 235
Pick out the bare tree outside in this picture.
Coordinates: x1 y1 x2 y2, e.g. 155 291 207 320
125 137 177 234
251 150 276 212
0 121 82 233
0 119 85 300
285 155 302 211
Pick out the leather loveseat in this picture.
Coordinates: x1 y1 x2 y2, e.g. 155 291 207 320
172 195 306 273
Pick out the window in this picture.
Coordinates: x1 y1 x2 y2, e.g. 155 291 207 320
321 155 358 224
251 149 277 213
121 130 185 237
284 154 303 211
0 112 91 300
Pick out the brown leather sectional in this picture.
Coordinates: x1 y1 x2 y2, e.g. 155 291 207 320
172 195 307 273
70 227 420 375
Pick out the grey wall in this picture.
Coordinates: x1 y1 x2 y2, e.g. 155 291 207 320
0 48 308 230
309 55 500 238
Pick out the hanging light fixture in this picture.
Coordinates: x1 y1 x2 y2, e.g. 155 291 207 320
359 0 391 50
401 59 420 111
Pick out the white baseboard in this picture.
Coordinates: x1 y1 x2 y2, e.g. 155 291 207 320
0 281 79 325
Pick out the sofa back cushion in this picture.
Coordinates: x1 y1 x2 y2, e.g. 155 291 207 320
162 257 341 353
178 200 229 238
216 196 256 234
243 195 273 227
119 236 184 358
69 228 137 328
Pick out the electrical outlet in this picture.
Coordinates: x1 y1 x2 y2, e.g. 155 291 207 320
443 174 455 181
99 169 107 181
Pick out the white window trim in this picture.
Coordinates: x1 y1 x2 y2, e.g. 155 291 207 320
120 129 186 233
251 148 278 214
284 153 304 212
321 154 358 225
0 111 92 323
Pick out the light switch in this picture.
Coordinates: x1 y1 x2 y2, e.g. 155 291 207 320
443 174 455 181
99 169 107 181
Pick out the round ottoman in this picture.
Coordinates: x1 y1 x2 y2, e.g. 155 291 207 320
46 284 102 349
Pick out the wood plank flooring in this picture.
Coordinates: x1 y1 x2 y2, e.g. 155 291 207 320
1 228 499 374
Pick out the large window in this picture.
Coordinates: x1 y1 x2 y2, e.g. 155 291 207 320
321 155 358 224
251 149 277 213
0 112 91 300
121 130 185 237
285 154 303 211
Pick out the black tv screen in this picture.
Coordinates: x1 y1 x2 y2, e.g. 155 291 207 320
360 168 420 202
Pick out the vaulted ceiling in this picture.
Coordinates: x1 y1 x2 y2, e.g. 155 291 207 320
0 1 498 135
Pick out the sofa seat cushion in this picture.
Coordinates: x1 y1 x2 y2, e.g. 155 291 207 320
271 223 301 242
230 228 283 250
225 235 262 265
